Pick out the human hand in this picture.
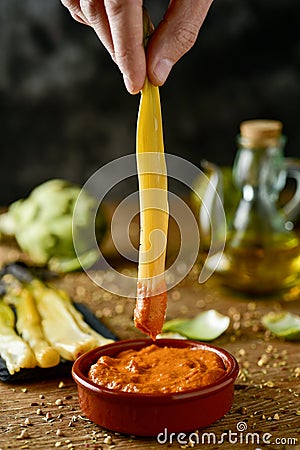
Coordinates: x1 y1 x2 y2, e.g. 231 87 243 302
60 0 214 94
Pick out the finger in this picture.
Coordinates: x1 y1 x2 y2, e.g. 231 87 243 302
147 0 214 86
62 0 114 58
104 0 146 94
79 0 114 57
61 0 88 25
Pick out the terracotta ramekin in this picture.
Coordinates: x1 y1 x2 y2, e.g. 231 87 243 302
72 338 239 436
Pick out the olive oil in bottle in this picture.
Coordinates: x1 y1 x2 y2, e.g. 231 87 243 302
207 120 300 295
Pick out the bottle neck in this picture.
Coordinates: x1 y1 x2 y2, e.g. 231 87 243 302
233 135 287 202
231 134 289 238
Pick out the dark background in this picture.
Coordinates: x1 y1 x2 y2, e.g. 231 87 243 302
1 0 300 204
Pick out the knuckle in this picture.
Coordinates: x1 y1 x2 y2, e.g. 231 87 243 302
79 0 99 25
104 0 126 18
173 21 199 55
114 47 132 73
60 0 72 6
61 0 80 12
104 0 141 23
61 0 85 22
114 39 142 70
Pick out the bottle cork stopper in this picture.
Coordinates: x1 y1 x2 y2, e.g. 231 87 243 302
240 120 283 145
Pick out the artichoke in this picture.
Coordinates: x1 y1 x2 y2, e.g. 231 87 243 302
0 179 107 273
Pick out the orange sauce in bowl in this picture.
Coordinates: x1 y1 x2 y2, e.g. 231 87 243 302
88 344 227 394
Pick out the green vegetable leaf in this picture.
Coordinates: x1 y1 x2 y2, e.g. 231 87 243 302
0 179 107 273
162 309 230 341
262 311 300 341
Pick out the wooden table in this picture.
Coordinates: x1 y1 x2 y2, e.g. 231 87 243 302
0 229 299 450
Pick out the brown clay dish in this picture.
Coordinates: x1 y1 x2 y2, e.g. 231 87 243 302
72 338 239 436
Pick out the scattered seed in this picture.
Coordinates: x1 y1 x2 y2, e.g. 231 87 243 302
21 388 28 393
171 290 181 301
102 306 113 317
56 429 63 437
273 413 280 420
58 381 65 389
45 412 53 420
238 368 249 382
264 381 275 388
233 313 241 322
257 354 268 367
24 418 31 426
247 302 256 311
36 409 43 415
76 286 86 297
55 442 62 447
17 429 29 440
103 435 113 445
115 303 124 314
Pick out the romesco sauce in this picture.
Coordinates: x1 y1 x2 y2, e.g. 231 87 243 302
134 282 168 341
88 345 227 394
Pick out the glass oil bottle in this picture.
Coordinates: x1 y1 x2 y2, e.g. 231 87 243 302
206 120 300 295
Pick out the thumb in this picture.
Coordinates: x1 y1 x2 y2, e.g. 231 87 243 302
147 0 214 86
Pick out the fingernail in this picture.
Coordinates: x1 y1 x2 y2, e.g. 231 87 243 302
123 75 136 94
153 59 172 85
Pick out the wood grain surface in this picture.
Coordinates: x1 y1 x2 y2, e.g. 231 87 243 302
0 235 299 450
